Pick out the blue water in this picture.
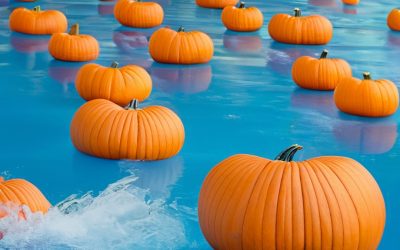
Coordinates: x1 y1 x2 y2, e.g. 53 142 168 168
0 0 399 248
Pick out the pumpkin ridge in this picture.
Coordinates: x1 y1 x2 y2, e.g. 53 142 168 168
0 183 19 204
92 67 109 99
101 109 119 158
155 107 180 158
2 183 28 210
87 104 115 156
117 110 131 159
147 108 168 159
107 109 123 159
7 181 42 212
140 108 154 159
297 162 314 248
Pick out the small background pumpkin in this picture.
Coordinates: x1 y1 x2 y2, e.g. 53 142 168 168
114 0 164 28
9 6 67 35
70 99 185 161
75 61 152 105
196 0 238 9
149 26 214 64
268 8 333 45
342 0 359 5
221 2 263 32
48 24 99 62
388 8 400 31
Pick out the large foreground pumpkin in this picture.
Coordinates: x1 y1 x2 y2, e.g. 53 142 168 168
70 99 185 160
0 177 51 218
198 145 386 250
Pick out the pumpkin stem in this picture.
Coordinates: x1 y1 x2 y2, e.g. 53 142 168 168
320 49 328 59
239 2 245 8
363 72 371 80
69 24 79 35
275 144 303 162
111 61 119 68
178 26 185 32
294 8 301 17
33 6 41 12
127 99 139 110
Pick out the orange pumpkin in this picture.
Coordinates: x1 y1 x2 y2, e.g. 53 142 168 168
292 49 352 90
387 8 400 31
268 8 333 45
149 26 214 64
334 72 399 117
48 24 100 62
0 176 51 218
114 0 164 28
196 0 238 9
198 145 386 250
9 6 67 35
221 2 263 32
342 0 359 5
70 99 185 160
75 61 152 106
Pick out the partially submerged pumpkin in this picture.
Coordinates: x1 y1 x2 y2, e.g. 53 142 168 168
268 8 333 45
70 99 185 160
9 6 67 35
198 145 386 249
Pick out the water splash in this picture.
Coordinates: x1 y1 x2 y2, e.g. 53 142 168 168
0 175 187 249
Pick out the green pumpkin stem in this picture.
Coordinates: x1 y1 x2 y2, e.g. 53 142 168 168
239 2 245 8
127 99 139 110
363 72 371 80
275 144 303 162
294 8 301 17
320 49 328 59
178 26 185 32
69 24 79 35
111 61 119 68
33 6 41 12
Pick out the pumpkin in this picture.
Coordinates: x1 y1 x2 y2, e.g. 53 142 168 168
198 145 386 250
268 8 333 45
221 2 263 32
75 61 152 106
342 0 359 5
70 99 185 160
196 0 238 9
9 6 67 35
0 176 51 218
151 63 212 94
387 8 400 31
334 72 399 117
149 26 214 64
114 0 164 28
48 24 100 62
292 49 352 90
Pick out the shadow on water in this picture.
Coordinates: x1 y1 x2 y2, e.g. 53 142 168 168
223 30 262 54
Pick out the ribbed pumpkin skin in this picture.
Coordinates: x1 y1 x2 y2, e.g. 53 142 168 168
114 0 164 28
149 27 214 64
292 52 352 90
9 7 67 35
75 63 152 106
0 177 51 216
48 25 99 62
70 99 185 160
334 75 399 117
221 4 263 32
196 0 238 9
268 10 333 45
198 153 386 250
342 0 359 5
387 8 400 31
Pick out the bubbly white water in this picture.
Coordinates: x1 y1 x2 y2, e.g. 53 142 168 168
0 175 188 250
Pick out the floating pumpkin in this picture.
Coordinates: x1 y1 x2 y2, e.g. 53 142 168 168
151 63 212 94
342 0 359 5
70 99 185 160
334 72 399 117
48 24 99 62
0 176 51 218
221 2 263 32
292 49 352 90
9 6 67 35
114 0 164 28
149 26 214 64
198 145 386 250
75 61 152 106
387 8 400 31
196 0 238 9
268 8 333 45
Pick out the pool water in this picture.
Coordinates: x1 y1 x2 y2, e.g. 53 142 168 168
0 0 400 249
